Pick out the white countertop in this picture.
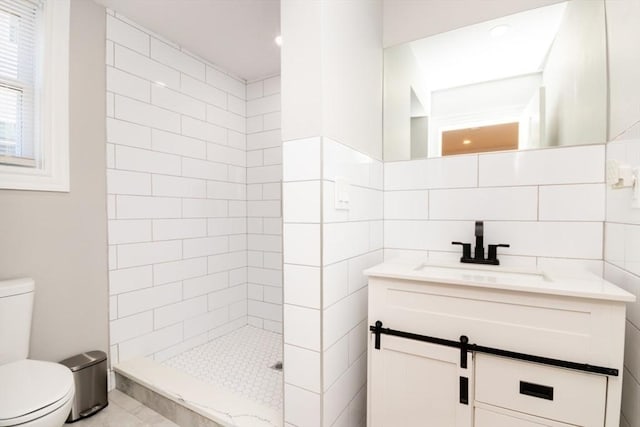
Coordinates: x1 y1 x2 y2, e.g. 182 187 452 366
364 261 636 303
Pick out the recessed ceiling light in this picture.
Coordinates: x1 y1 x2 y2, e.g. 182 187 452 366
463 139 472 145
153 81 167 88
490 24 510 38
274 35 282 47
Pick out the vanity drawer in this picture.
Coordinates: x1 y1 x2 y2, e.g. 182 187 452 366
475 404 575 427
475 354 607 426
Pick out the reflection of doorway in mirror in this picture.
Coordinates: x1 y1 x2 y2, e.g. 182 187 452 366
409 88 429 158
441 122 518 156
411 116 429 159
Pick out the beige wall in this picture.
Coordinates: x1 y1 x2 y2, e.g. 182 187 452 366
0 0 108 362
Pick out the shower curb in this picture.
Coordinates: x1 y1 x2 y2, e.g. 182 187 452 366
116 372 224 427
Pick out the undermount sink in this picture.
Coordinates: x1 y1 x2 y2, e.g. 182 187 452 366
413 262 550 284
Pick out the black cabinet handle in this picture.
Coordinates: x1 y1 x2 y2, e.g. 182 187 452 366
520 381 554 401
459 377 469 405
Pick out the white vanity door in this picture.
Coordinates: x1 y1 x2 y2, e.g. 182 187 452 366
368 334 472 427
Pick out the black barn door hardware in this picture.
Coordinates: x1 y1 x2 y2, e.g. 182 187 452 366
460 335 468 369
369 321 618 376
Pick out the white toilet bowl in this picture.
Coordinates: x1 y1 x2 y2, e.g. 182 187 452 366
0 359 75 427
0 278 76 427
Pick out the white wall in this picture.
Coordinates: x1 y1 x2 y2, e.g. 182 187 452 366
106 11 250 364
246 76 283 333
282 0 383 161
320 1 383 160
280 0 323 144
384 144 606 274
602 1 640 426
542 0 607 147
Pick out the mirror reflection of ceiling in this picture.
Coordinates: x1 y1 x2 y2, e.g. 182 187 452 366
409 2 567 91
383 0 607 161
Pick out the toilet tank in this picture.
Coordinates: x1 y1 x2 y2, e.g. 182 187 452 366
0 278 35 366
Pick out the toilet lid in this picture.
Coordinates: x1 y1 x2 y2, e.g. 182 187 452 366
0 359 74 425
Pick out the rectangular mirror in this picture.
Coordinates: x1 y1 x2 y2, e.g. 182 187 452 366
383 0 607 161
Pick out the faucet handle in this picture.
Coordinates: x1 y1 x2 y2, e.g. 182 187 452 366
452 241 472 259
488 244 510 261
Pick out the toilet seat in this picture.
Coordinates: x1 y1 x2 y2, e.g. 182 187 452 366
0 359 74 426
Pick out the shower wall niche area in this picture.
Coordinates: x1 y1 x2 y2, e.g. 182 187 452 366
105 10 283 426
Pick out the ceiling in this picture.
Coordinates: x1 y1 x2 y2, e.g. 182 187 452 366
92 0 567 83
93 0 281 82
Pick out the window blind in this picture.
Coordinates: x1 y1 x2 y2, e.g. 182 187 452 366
0 0 40 163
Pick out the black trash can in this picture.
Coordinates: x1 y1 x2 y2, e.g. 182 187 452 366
59 351 108 422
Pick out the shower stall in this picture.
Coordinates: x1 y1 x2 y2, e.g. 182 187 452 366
104 8 283 426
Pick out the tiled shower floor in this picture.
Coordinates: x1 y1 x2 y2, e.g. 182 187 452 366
163 326 283 410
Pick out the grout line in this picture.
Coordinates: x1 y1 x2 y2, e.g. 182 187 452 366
317 137 325 424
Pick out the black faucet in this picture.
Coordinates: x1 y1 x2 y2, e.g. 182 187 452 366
452 221 510 265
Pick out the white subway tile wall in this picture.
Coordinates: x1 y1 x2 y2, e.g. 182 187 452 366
384 144 606 275
606 138 640 427
282 137 382 427
321 139 382 427
606 139 640 427
106 12 283 367
246 76 283 333
282 137 323 426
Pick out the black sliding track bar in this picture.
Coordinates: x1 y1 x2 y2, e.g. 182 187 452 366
369 321 618 377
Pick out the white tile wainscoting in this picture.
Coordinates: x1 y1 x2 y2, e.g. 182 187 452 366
384 144 606 275
282 137 383 427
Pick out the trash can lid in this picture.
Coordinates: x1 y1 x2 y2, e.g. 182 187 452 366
59 351 107 372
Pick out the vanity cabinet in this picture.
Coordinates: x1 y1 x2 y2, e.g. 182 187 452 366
365 263 634 427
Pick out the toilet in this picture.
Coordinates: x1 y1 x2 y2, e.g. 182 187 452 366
0 278 75 427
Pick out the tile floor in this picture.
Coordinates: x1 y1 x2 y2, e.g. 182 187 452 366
72 389 178 427
163 326 283 410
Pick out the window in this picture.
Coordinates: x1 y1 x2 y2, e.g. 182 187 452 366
0 0 37 166
0 0 70 191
